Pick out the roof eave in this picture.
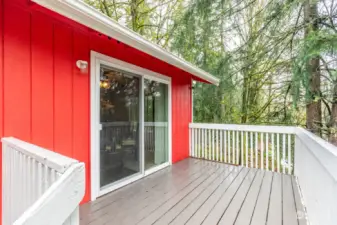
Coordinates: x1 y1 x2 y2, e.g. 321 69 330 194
31 0 220 86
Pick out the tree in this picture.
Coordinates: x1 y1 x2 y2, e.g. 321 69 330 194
85 0 186 47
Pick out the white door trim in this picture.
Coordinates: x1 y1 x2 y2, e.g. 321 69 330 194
90 51 172 201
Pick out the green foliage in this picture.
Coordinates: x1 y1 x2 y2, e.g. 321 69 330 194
293 30 337 103
85 0 337 138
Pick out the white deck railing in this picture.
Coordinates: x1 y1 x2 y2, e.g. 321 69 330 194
189 123 337 225
295 128 337 225
189 123 296 174
2 137 85 225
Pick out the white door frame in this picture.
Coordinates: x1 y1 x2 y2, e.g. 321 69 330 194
90 51 172 201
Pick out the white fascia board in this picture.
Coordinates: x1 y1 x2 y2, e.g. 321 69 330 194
31 0 220 86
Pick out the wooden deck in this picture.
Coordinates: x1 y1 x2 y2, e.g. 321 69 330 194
79 158 307 225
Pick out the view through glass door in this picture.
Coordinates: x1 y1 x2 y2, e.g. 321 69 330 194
98 63 169 190
144 79 169 170
99 66 141 188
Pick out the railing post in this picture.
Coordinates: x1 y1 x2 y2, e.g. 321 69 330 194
63 207 79 225
293 129 301 176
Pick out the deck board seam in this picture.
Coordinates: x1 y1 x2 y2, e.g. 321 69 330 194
232 169 260 225
199 167 250 224
216 169 257 224
265 172 275 225
90 159 200 208
136 163 227 224
248 170 266 225
82 160 210 224
185 166 244 225
79 159 304 225
165 166 235 224
151 165 232 224
116 162 225 224
85 160 215 220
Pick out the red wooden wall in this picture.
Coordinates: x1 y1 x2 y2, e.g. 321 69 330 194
0 0 193 216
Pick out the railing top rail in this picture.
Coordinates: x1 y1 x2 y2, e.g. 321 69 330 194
2 137 78 173
189 123 297 134
13 163 85 225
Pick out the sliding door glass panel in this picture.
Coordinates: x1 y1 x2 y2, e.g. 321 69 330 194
144 79 169 170
99 66 141 188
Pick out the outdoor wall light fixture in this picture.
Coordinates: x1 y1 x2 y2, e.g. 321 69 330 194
76 60 88 73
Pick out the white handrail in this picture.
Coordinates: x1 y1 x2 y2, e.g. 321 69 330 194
295 128 337 225
14 163 85 225
2 137 85 225
2 137 77 173
190 123 297 134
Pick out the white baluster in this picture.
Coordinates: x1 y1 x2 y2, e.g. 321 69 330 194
266 133 269 171
277 133 280 173
288 134 292 174
233 130 236 164
241 131 244 166
271 134 275 172
201 128 204 159
216 129 219 161
245 131 248 167
208 129 211 160
236 131 239 164
212 129 215 161
228 131 231 163
220 130 223 162
261 133 264 170
282 133 286 174
224 130 227 163
255 132 258 168
250 132 253 168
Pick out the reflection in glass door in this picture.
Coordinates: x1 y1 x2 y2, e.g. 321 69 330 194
144 79 169 170
99 66 141 188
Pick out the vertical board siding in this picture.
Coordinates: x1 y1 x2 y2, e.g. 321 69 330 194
72 31 91 203
54 24 73 157
3 3 31 141
172 75 191 162
31 12 54 149
0 0 193 214
0 0 3 221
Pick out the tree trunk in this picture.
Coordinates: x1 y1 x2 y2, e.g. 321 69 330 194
329 80 337 144
241 73 249 123
304 0 322 135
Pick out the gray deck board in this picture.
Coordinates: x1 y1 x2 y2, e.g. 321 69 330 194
180 166 242 225
152 165 232 225
217 168 257 224
266 172 282 225
120 162 223 225
250 171 273 225
79 158 307 225
283 174 299 225
201 167 251 224
234 170 265 225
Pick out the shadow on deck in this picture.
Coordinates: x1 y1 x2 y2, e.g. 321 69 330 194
79 158 307 225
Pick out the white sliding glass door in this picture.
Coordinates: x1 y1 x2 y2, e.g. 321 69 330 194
91 51 171 200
